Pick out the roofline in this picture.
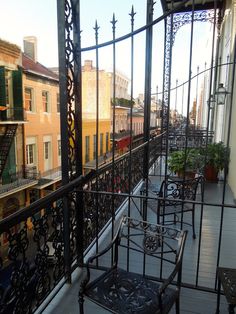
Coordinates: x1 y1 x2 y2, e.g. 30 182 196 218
23 69 59 83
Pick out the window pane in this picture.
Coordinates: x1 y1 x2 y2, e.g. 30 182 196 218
58 140 61 156
25 87 33 111
85 136 90 163
57 93 60 113
100 133 103 156
44 142 49 159
106 132 109 152
26 144 34 165
93 135 96 160
42 91 49 112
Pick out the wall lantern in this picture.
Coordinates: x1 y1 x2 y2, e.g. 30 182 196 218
207 95 216 109
215 83 230 105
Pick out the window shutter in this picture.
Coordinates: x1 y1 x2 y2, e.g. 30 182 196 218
12 69 23 119
0 66 6 106
2 143 16 184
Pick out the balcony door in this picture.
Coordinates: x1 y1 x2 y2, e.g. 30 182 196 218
44 139 52 171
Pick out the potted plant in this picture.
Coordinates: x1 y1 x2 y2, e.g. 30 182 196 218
203 142 230 182
168 148 203 178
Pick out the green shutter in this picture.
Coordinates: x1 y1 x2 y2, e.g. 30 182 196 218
2 143 16 184
0 66 6 120
12 69 23 120
0 66 6 106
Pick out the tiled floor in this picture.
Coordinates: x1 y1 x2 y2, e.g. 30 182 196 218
41 173 235 314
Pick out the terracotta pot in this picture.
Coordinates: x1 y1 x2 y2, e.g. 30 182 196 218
177 171 196 179
204 164 218 182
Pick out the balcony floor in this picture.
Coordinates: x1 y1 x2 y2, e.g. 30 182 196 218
41 173 236 314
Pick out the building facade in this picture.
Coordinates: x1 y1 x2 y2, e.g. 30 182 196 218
0 39 37 223
22 37 61 201
82 60 111 171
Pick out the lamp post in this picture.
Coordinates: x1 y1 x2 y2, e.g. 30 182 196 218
215 83 230 105
207 95 216 109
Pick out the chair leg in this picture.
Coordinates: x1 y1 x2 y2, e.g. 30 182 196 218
228 304 235 314
192 210 196 239
79 291 85 314
175 297 180 314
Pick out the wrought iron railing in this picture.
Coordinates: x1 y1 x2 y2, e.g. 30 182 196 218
0 134 163 312
0 108 26 122
0 167 39 195
168 128 214 151
39 166 62 181
0 0 235 312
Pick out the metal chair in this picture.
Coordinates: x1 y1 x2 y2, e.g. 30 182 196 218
79 216 187 314
155 176 203 239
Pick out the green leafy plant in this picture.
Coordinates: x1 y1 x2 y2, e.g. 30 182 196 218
168 148 203 176
204 142 230 171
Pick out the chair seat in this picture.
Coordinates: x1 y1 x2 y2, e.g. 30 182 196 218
84 267 178 314
148 199 192 215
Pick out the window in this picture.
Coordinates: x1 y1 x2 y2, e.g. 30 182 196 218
42 91 49 112
85 136 90 163
58 140 61 157
26 144 35 165
57 93 60 113
43 138 52 171
5 70 10 105
93 134 96 160
44 142 49 159
106 132 109 152
100 133 103 156
25 87 34 111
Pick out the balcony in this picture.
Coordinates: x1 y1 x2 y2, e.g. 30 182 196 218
34 167 62 190
0 133 234 313
1 0 236 313
38 178 233 314
0 167 39 198
0 108 27 124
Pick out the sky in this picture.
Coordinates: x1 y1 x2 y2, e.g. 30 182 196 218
0 0 213 110
0 1 58 67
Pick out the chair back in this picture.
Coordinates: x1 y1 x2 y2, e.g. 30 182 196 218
159 176 203 207
115 216 187 282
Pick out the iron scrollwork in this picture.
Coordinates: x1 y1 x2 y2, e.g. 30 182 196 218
162 9 221 131
82 136 162 248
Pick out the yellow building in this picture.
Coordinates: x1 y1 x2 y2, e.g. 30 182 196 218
22 37 61 201
82 60 111 171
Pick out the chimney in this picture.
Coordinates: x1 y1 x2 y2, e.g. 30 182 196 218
83 60 93 71
23 36 37 62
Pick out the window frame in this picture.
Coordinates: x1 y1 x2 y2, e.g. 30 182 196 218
85 135 90 163
106 132 109 152
44 141 50 160
56 92 60 113
26 143 35 165
58 139 61 157
42 90 50 113
93 134 97 160
25 87 34 112
100 133 104 156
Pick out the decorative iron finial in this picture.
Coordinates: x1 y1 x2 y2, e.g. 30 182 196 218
110 13 117 35
149 0 155 15
129 5 136 28
94 20 100 43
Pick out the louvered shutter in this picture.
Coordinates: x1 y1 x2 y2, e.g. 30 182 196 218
12 69 23 120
